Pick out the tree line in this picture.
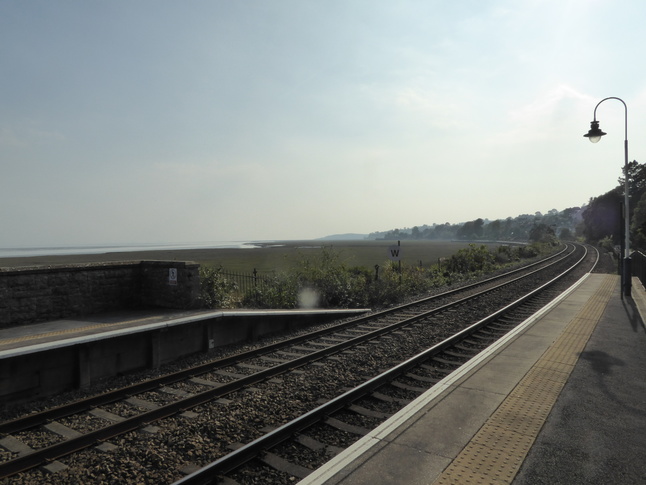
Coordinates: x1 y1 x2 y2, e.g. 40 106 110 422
370 160 646 252
370 209 580 244
582 160 646 251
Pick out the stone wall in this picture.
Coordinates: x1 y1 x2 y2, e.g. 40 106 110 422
0 261 200 328
140 261 201 309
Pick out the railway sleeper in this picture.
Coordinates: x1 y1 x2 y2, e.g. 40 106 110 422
348 404 392 420
43 421 83 440
274 350 306 359
236 362 270 371
493 317 516 325
307 341 334 349
290 345 318 353
325 417 371 436
319 336 348 343
41 460 68 474
442 349 478 359
432 356 462 367
478 328 506 336
259 356 291 364
159 386 194 398
0 435 34 457
210 369 247 380
90 407 126 423
423 365 453 376
468 333 496 342
405 372 439 384
215 477 240 485
295 434 344 456
390 380 427 393
455 342 483 351
260 451 313 479
189 377 223 388
125 396 159 411
330 334 355 340
371 391 412 406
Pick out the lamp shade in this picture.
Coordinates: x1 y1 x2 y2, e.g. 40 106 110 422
584 120 606 143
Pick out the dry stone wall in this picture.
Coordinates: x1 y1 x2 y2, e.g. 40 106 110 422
0 261 200 328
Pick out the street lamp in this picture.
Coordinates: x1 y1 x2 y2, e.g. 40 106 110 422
584 96 631 297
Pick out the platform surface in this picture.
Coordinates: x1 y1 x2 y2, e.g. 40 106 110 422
301 273 646 484
0 307 368 356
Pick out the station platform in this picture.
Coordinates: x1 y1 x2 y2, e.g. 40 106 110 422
301 273 646 484
0 307 369 406
0 308 369 355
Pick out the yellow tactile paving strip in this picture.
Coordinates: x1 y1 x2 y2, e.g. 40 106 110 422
433 274 617 485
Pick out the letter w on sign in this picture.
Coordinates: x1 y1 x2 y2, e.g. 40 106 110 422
388 246 401 261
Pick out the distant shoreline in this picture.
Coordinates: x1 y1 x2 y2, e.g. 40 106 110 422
0 241 264 259
0 240 335 269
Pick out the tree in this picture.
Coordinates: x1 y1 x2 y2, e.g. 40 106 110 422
529 223 556 243
559 228 573 241
457 218 484 240
631 192 646 250
484 219 502 240
582 190 622 244
619 160 646 201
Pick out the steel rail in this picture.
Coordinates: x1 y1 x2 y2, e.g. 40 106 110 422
174 244 591 484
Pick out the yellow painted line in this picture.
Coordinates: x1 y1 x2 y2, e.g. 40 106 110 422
0 316 160 346
432 274 617 485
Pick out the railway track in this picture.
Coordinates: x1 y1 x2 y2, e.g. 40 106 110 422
0 243 596 484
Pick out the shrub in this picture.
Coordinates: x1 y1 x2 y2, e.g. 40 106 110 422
199 266 239 308
241 274 298 308
445 244 497 275
199 243 561 310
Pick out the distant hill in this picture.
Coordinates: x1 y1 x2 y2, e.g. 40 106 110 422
317 233 368 241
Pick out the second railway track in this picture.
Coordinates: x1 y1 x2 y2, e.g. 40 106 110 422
0 243 598 484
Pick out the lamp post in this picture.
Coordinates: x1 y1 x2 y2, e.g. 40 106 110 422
584 96 631 297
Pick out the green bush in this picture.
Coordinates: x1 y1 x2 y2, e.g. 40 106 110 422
599 236 615 253
241 274 298 308
199 266 239 308
445 244 497 275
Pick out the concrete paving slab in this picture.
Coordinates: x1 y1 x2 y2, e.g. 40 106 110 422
513 277 646 484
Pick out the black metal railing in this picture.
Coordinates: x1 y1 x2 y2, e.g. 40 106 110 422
631 251 645 288
220 269 275 296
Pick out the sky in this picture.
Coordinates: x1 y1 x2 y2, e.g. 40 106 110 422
2 0 646 247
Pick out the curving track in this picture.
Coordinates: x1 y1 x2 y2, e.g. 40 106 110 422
0 243 598 484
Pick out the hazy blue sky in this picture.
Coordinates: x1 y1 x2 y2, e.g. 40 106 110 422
2 1 646 247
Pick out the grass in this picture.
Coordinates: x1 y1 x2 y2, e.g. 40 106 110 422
198 240 503 273
0 240 502 273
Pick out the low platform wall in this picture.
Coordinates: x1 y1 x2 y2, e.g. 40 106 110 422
0 309 368 408
0 261 200 328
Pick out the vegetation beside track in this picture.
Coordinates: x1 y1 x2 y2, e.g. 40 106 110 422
200 241 559 310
